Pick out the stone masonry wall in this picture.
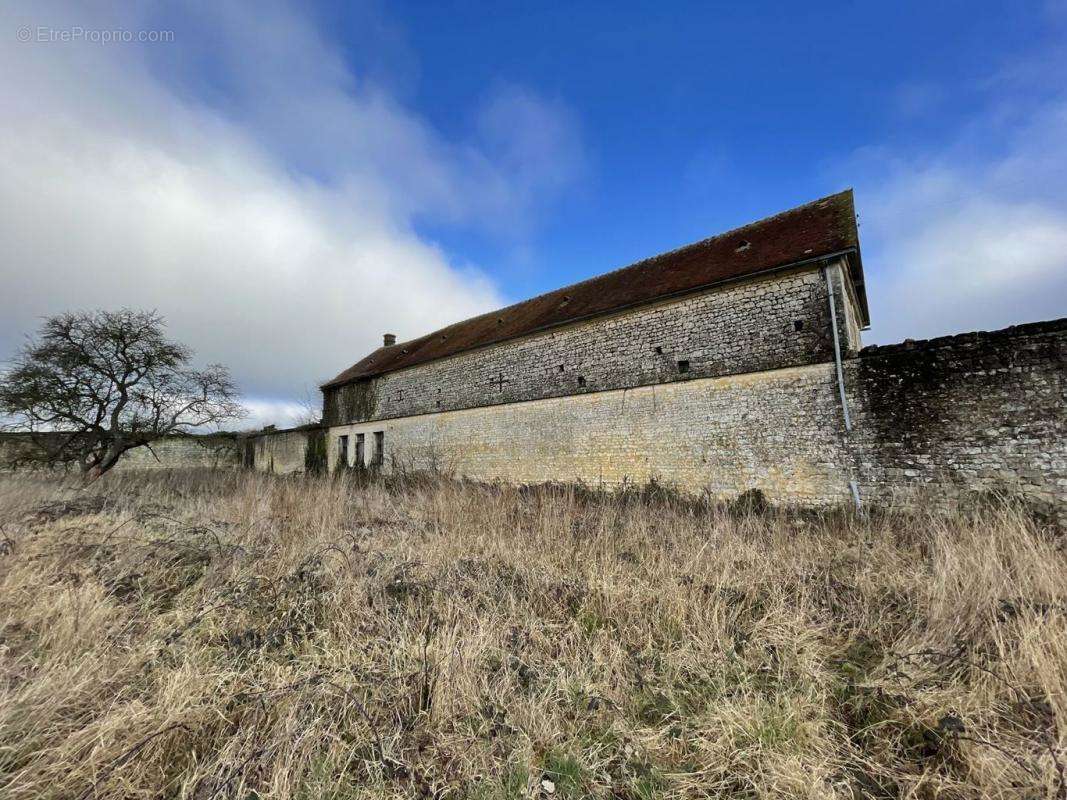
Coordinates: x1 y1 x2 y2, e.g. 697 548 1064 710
121 435 242 469
324 318 1065 514
249 427 323 474
0 428 327 477
328 362 855 505
0 433 242 471
848 319 1067 513
324 261 862 425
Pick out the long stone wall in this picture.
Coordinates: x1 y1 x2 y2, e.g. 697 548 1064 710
1 427 328 476
325 261 863 425
328 362 854 505
325 318 1066 514
0 433 242 471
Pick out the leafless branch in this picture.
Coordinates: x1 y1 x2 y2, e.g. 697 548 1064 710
0 310 245 479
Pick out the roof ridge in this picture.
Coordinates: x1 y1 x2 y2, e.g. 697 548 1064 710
376 189 854 355
324 188 863 386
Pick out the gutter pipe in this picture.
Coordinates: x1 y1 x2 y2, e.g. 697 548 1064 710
823 262 861 508
823 263 852 432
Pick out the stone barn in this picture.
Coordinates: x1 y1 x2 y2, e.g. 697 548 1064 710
320 190 1066 511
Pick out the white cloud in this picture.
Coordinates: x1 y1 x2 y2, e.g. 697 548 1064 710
473 83 586 237
845 94 1067 345
0 1 583 426
239 398 313 431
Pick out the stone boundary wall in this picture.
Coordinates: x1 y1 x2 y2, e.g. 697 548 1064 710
325 261 863 426
324 318 1066 515
247 425 324 474
849 318 1066 514
0 433 242 471
0 426 327 476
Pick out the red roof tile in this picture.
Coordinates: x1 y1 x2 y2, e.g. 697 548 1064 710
324 189 865 387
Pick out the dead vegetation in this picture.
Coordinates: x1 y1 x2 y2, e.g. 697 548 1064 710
0 469 1063 799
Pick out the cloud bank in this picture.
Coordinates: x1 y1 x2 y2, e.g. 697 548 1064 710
843 51 1067 344
0 1 583 428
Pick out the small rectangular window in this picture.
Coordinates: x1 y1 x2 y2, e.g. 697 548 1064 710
355 433 365 467
793 320 805 332
338 435 349 466
677 360 690 374
577 376 586 387
373 431 384 466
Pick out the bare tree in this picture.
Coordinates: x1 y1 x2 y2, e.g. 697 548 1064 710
295 385 324 428
0 310 245 479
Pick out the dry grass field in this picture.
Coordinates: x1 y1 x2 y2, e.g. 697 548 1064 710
0 470 1063 799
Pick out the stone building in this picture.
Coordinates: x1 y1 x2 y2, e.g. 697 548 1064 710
319 190 1066 511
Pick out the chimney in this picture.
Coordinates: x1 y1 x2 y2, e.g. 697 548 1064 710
383 333 396 347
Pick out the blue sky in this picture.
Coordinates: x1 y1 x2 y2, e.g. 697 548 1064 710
390 2 1048 261
386 0 1067 299
2 1 1066 426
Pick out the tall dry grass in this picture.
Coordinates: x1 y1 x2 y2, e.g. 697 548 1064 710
0 469 1063 799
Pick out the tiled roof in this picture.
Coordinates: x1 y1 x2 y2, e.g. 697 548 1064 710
324 189 865 387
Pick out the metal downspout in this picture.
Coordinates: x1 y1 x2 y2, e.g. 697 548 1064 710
823 263 861 508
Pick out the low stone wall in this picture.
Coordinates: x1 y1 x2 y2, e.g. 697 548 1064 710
0 433 242 471
0 426 326 477
248 426 325 475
